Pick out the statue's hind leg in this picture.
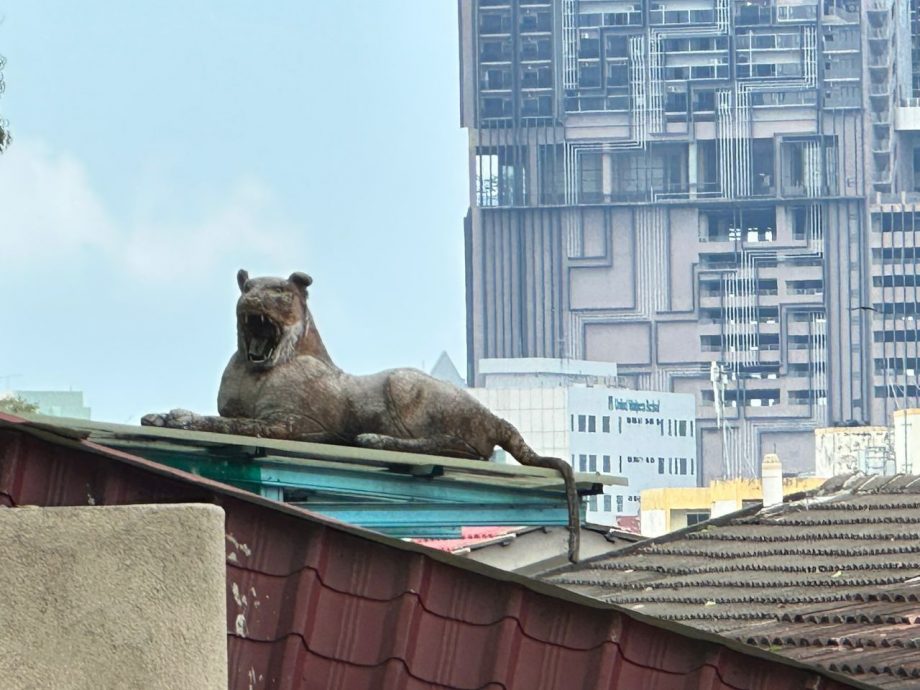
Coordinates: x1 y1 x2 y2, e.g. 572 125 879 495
355 433 483 460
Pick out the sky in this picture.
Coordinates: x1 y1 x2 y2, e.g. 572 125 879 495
0 2 469 423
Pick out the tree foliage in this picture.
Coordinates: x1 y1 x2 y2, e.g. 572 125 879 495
0 396 39 415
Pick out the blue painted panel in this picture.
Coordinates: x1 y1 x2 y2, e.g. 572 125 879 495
295 501 580 528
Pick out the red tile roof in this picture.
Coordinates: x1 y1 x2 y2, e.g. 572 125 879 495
0 413 870 690
414 525 522 552
614 515 641 534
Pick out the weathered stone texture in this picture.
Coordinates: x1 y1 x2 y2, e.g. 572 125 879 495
0 503 227 690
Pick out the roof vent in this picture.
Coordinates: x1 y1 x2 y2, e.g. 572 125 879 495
761 453 783 507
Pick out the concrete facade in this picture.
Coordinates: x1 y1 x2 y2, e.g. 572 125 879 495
458 525 640 575
0 504 228 690
814 424 892 475
467 357 697 526
459 0 920 482
892 407 920 472
640 475 825 536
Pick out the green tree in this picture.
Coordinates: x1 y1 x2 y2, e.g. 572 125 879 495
0 396 39 415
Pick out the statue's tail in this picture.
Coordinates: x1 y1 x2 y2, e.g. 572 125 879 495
497 419 580 563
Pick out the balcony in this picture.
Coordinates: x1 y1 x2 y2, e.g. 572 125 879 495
869 52 892 71
870 82 893 99
868 25 892 41
823 5 860 23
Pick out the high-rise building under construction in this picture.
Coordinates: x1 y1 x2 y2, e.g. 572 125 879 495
458 0 920 479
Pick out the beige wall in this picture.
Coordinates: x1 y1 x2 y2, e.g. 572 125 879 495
815 425 890 477
641 477 826 537
0 504 227 690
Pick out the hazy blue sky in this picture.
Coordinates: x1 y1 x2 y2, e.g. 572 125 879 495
0 3 469 422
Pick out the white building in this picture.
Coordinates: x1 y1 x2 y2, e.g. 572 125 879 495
814 425 891 477
466 358 697 528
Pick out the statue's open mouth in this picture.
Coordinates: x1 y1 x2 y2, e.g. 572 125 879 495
241 313 281 363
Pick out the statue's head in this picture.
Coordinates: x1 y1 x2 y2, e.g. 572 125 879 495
234 269 312 369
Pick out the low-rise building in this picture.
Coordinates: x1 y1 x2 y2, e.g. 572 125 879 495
14 389 91 420
466 358 697 528
641 475 825 537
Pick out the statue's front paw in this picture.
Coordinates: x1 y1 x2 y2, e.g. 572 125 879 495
141 408 197 429
141 413 167 427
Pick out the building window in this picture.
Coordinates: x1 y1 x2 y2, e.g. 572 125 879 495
603 495 612 512
578 415 587 432
579 151 603 203
602 416 610 433
474 147 527 205
658 457 665 474
588 416 596 433
616 495 624 512
678 420 687 437
570 415 574 431
618 417 623 433
618 456 623 473
579 454 587 472
602 455 611 473
589 495 598 510
690 421 694 437
679 457 688 475
687 511 710 526
589 454 597 472
690 458 695 475
668 419 673 436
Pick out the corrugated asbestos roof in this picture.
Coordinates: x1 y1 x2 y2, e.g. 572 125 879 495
0 413 868 690
543 474 920 689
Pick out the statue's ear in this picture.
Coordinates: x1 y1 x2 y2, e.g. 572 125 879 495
289 272 313 290
237 269 250 292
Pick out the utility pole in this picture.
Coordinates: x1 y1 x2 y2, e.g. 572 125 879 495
711 361 730 478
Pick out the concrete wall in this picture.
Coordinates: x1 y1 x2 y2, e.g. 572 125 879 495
568 386 697 526
893 409 920 474
469 378 697 527
0 504 227 690
640 477 826 537
815 425 891 477
467 386 569 460
462 527 624 576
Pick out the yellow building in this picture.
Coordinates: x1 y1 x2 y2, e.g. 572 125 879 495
640 477 825 537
